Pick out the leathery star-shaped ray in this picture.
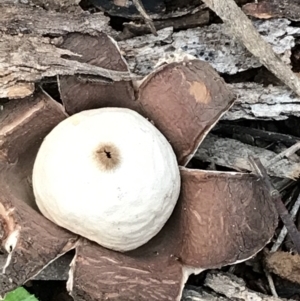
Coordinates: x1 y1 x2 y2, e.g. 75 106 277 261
0 32 277 301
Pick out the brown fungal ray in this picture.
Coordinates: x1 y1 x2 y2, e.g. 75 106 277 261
137 59 236 166
0 90 68 209
58 33 137 115
68 208 185 301
67 167 277 301
176 168 278 269
0 91 78 296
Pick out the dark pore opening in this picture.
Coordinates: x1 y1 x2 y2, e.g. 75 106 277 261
104 150 112 159
94 142 121 171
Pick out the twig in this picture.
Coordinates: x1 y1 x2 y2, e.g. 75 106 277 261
249 156 300 254
201 0 300 97
271 192 300 252
264 268 278 297
265 182 300 297
132 0 157 36
266 141 300 167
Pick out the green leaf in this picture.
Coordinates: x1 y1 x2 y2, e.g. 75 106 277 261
3 287 39 301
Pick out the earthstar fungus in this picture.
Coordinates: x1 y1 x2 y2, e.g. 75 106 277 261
0 32 278 301
32 108 181 252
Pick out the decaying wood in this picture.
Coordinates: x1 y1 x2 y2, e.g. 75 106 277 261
0 5 114 37
204 271 294 301
243 0 300 21
119 18 299 75
121 9 209 39
0 34 133 99
0 5 136 99
89 0 205 20
1 4 299 107
195 134 300 180
224 83 300 121
202 0 300 97
268 142 300 169
212 124 300 147
3 0 81 12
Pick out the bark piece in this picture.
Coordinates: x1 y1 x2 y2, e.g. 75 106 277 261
0 5 114 36
243 1 300 21
195 134 300 180
1 0 80 11
89 0 165 19
122 9 209 39
137 59 235 166
119 19 299 76
58 33 136 115
177 168 277 268
202 0 300 97
204 271 293 301
0 34 132 99
212 124 300 147
0 83 35 99
0 91 78 297
229 82 300 119
1 10 298 99
266 251 300 285
224 82 300 121
89 0 203 20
